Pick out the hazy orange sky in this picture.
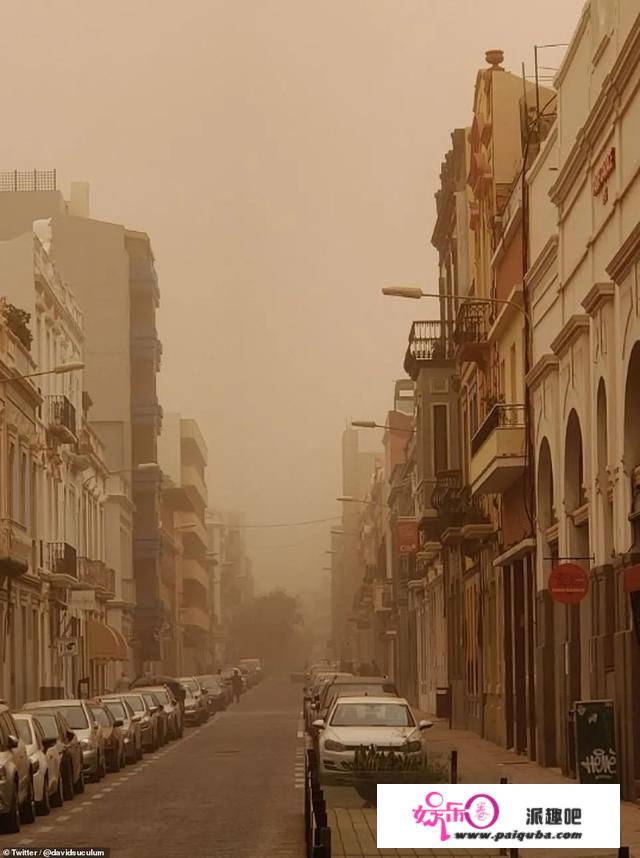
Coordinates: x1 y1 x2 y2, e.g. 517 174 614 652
2 1 584 595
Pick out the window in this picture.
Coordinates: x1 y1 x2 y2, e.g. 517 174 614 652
20 452 27 525
510 343 517 403
432 405 449 474
14 718 33 746
8 443 16 520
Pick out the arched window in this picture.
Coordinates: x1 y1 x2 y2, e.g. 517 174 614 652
537 438 555 530
564 410 585 513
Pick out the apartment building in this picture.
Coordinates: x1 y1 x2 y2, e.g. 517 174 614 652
0 181 163 674
527 1 640 797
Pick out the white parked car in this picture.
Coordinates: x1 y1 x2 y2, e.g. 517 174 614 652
313 696 432 786
13 712 63 815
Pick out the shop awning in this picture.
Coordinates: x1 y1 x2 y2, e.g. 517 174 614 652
87 619 129 662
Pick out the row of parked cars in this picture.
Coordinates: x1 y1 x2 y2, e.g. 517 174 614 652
0 661 262 835
302 664 432 787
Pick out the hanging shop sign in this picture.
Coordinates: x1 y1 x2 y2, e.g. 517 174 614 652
58 637 79 657
396 518 418 554
549 563 589 604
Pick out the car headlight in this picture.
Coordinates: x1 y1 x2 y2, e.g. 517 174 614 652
404 740 422 753
80 738 93 749
324 739 346 752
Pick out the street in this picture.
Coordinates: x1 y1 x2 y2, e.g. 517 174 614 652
5 678 304 858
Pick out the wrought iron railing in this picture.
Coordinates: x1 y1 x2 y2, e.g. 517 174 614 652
78 558 116 594
431 470 463 513
47 395 76 438
47 542 78 578
471 403 526 455
453 300 491 348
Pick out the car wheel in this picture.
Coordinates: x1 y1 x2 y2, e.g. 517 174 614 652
74 769 85 795
19 777 36 824
50 772 64 809
62 764 74 801
36 774 51 816
0 782 20 834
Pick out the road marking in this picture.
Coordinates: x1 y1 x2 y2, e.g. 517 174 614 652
69 807 84 813
57 815 71 822
38 825 53 832
17 840 33 846
91 794 105 800
102 787 115 792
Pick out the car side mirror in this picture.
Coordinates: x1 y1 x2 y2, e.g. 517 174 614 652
30 759 40 774
66 730 75 742
312 719 325 731
153 706 161 714
418 720 433 730
131 715 142 723
43 737 57 751
113 719 124 728
7 734 19 749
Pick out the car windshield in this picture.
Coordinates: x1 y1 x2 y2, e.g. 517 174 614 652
105 702 126 721
326 684 394 706
153 690 170 704
142 693 158 708
90 706 111 727
181 680 198 692
55 705 88 730
34 714 59 739
14 718 33 745
196 676 216 687
330 702 415 728
185 687 194 700
122 695 144 713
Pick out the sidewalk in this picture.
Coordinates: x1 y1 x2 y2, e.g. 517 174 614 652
419 714 640 857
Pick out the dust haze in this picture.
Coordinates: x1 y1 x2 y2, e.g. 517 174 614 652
1 0 584 598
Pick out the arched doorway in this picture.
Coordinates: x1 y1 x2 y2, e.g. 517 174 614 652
596 380 614 558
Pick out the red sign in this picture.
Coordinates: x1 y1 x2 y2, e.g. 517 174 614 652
592 147 616 198
549 563 589 604
396 519 418 554
623 564 640 593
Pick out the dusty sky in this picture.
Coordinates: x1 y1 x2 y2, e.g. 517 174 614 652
2 0 583 596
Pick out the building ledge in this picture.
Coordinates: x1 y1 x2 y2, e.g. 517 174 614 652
526 353 560 389
493 537 536 568
581 281 614 316
607 221 640 284
550 314 589 357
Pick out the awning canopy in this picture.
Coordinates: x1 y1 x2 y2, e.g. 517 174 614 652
87 618 130 662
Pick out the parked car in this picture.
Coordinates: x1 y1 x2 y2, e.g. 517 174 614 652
304 672 352 731
137 685 181 739
314 696 432 786
238 658 262 684
195 675 226 713
29 709 84 797
88 702 124 773
118 692 158 753
13 712 64 815
24 699 106 783
0 702 36 833
139 690 169 745
315 675 399 724
215 672 234 707
101 696 142 764
183 687 203 726
178 677 208 724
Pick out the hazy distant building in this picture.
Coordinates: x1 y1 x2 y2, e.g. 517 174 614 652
159 414 210 674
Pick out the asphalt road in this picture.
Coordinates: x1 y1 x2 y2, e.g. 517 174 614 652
4 677 305 858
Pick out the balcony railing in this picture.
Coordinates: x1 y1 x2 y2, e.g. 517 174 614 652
404 320 454 378
78 558 116 595
453 301 491 360
471 404 526 455
47 395 76 440
0 170 56 192
47 542 77 579
431 470 463 514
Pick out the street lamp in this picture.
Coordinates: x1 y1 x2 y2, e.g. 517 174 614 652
351 420 413 434
337 496 378 506
82 461 158 490
382 286 531 325
2 360 85 383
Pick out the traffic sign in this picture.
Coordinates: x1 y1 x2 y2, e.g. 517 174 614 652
549 563 589 604
58 637 79 657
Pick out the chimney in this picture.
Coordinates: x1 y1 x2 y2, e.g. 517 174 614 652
485 50 505 70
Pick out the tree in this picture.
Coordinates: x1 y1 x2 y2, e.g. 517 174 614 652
229 589 307 671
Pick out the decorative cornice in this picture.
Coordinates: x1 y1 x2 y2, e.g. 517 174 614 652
606 221 640 284
550 314 590 357
525 235 558 291
525 353 559 389
581 281 615 316
551 13 640 207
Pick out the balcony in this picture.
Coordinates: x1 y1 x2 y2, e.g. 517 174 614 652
0 520 31 578
182 604 210 634
46 542 78 586
182 558 209 590
453 300 491 363
469 404 527 495
47 395 76 442
181 463 208 508
78 558 116 597
403 320 454 380
131 394 163 428
129 255 160 302
131 332 162 370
